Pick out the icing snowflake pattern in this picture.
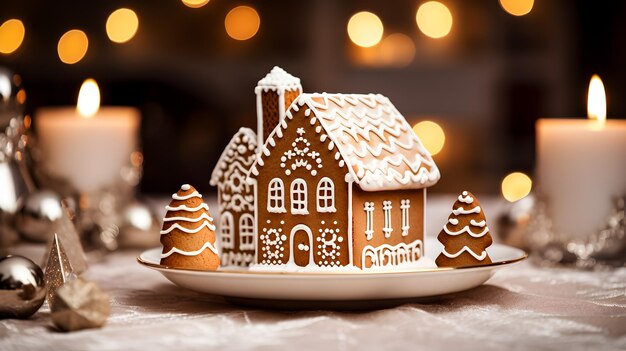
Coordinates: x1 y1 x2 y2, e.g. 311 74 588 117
316 220 344 267
260 220 287 264
280 128 323 177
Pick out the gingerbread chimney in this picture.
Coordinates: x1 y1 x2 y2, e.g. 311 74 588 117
255 67 302 151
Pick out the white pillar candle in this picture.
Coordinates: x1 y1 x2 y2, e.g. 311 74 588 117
536 76 626 239
36 79 140 194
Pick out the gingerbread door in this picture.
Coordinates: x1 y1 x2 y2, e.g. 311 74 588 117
290 225 313 267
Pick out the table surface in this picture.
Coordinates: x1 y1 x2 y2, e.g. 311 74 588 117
1 196 625 351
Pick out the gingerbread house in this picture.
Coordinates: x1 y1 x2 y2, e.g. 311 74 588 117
209 127 257 267
212 67 440 271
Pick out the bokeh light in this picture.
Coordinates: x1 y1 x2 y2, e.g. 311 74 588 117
106 8 139 44
0 19 25 54
416 1 453 39
347 11 384 48
225 6 260 41
182 0 210 8
501 172 532 202
57 29 88 64
412 120 445 156
380 33 416 67
499 0 534 16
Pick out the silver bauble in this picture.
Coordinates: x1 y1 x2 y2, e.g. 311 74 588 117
0 255 46 319
0 160 28 248
495 195 535 249
0 67 26 128
118 201 160 248
16 190 64 243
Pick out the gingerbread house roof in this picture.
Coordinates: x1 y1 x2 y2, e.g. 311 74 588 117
249 93 440 191
210 127 257 187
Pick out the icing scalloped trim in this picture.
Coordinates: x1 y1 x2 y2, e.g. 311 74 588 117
458 191 473 204
165 203 209 212
172 190 202 201
163 213 214 223
443 224 489 238
452 206 481 216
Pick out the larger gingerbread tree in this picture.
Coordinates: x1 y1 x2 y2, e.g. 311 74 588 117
436 191 493 267
160 184 220 270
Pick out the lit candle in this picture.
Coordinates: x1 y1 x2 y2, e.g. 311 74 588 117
36 79 140 193
536 75 626 239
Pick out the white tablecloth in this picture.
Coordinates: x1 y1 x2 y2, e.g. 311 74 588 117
1 196 625 351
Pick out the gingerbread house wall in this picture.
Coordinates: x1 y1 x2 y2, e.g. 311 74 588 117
255 108 351 268
351 187 425 269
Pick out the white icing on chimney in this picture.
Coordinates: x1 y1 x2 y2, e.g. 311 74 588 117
255 66 302 152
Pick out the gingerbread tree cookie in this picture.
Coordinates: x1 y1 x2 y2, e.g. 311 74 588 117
160 184 220 270
436 191 493 267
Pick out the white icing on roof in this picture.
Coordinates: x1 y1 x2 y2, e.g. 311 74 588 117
256 66 302 91
249 93 440 191
210 127 257 186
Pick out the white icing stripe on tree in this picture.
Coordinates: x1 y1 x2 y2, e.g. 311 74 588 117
470 219 486 227
458 191 473 204
452 206 481 215
161 241 218 258
448 218 459 225
441 246 487 261
160 220 216 234
172 191 202 201
443 224 489 238
163 213 214 222
165 203 210 212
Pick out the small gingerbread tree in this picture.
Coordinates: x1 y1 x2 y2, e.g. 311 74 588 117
160 184 220 270
436 191 493 267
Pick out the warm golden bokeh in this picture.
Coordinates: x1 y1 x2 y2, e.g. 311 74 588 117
77 79 100 118
380 33 416 67
57 29 89 64
587 74 606 124
499 0 534 16
0 19 25 54
347 11 384 48
501 172 532 202
412 120 445 156
106 8 139 44
182 0 210 9
416 1 453 39
225 6 260 41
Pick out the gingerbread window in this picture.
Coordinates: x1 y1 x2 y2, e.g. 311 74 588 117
220 211 234 249
316 177 336 213
239 214 255 250
290 178 308 215
401 199 410 236
268 178 286 213
364 202 374 240
383 201 393 238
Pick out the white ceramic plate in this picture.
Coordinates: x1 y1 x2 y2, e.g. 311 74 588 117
138 243 527 307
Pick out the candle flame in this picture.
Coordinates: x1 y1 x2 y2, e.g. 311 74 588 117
587 74 606 124
77 78 100 118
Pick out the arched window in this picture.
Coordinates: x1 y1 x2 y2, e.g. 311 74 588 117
239 214 255 250
290 178 308 215
267 178 286 213
316 177 336 213
220 212 234 249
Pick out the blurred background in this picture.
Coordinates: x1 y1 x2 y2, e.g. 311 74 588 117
1 0 624 197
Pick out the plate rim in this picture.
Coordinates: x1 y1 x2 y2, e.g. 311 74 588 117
137 244 528 276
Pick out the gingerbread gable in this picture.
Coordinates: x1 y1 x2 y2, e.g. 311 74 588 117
210 127 257 201
249 93 440 191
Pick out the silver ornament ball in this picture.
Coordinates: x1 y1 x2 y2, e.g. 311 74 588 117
0 255 46 319
118 201 160 248
16 190 64 243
